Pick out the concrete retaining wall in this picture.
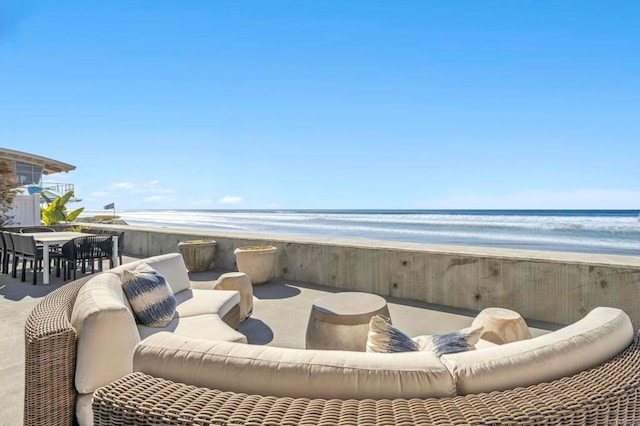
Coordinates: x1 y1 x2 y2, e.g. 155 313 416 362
89 224 640 328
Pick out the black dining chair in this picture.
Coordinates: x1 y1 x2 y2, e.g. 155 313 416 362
99 230 124 265
61 235 114 281
0 231 10 274
20 226 63 258
77 229 123 265
13 234 61 285
20 227 56 233
7 233 21 278
61 239 77 281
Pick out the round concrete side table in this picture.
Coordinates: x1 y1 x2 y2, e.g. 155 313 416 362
305 292 390 352
471 307 532 344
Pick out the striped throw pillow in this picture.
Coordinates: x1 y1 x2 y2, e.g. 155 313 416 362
366 315 418 353
121 263 176 327
412 326 484 356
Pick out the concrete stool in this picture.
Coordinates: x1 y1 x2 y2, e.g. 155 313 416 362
472 307 532 344
306 292 390 352
213 272 253 321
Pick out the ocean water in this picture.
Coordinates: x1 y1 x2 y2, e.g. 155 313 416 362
83 209 640 256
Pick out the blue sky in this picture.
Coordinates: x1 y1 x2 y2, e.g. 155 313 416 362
1 1 639 210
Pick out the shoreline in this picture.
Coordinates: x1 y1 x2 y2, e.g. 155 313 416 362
80 209 640 258
89 222 640 268
86 220 640 258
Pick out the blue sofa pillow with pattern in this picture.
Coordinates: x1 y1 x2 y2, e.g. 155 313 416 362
413 326 483 356
121 262 176 327
366 315 418 353
366 314 483 356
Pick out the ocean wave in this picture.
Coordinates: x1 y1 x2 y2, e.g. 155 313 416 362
107 210 640 233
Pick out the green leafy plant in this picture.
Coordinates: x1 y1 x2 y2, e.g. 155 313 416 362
40 191 85 225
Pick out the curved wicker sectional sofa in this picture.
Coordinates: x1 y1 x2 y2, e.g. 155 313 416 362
25 254 640 426
25 253 244 426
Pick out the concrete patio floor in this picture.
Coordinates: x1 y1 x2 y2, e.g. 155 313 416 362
0 255 558 426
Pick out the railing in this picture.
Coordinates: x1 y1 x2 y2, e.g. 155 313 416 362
42 183 75 195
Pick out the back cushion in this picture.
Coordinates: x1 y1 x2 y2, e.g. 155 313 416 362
71 273 141 394
134 332 457 400
441 307 634 395
142 253 191 294
109 253 191 294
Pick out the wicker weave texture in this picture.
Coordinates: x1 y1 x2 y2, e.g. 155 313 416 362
23 277 92 426
94 334 640 426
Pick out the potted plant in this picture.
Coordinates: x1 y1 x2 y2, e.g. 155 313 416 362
178 239 217 272
233 245 278 285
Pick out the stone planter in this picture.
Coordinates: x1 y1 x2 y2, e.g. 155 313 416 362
178 240 217 272
233 245 278 285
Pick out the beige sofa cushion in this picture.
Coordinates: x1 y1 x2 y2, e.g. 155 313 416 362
441 307 634 395
143 253 191 294
75 393 93 426
134 332 456 399
174 289 240 318
70 272 140 394
138 314 247 343
109 253 191 294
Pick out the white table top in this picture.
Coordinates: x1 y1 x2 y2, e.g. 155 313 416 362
22 231 92 243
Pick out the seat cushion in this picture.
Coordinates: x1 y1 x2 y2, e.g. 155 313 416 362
76 393 94 426
174 288 240 318
441 307 635 395
138 314 247 343
134 332 455 399
121 263 176 327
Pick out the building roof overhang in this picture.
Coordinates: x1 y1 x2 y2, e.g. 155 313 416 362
0 148 76 174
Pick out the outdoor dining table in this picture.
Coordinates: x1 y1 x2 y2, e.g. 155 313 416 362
22 231 119 285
